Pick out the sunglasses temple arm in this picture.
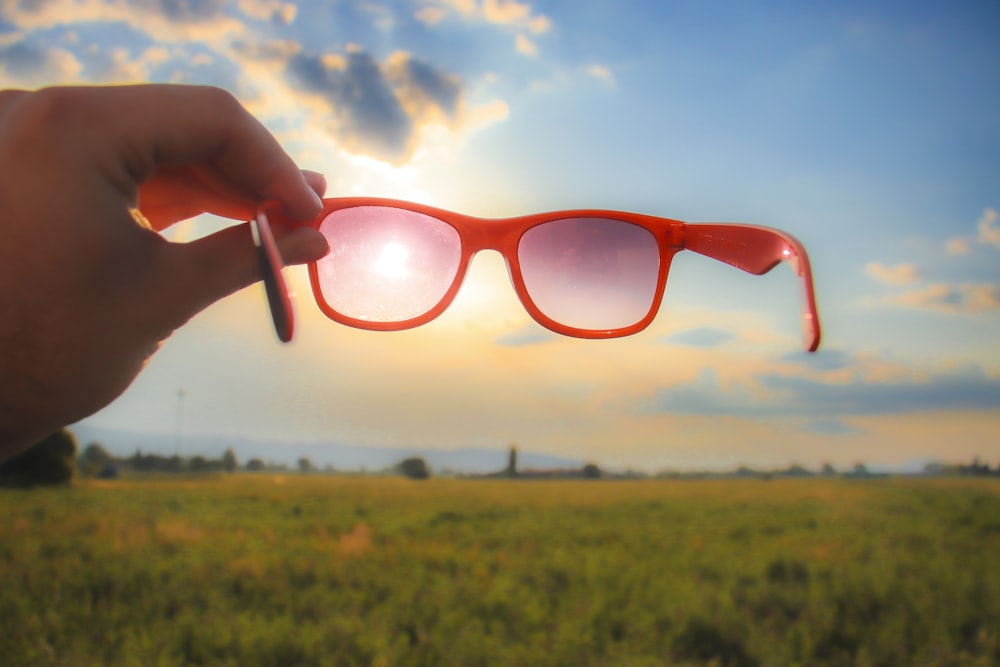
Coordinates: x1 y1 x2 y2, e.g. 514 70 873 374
682 224 821 352
251 207 295 343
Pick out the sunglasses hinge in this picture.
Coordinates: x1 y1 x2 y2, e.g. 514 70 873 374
667 223 686 248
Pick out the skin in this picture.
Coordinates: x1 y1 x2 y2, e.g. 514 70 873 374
0 84 331 461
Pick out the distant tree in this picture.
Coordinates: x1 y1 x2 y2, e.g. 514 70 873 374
0 429 77 486
246 458 264 472
506 445 518 478
820 462 837 477
298 457 314 474
964 456 992 476
79 442 114 477
581 463 602 479
923 462 949 476
126 450 181 473
781 464 812 477
399 457 430 480
189 455 209 472
222 448 238 473
851 462 870 477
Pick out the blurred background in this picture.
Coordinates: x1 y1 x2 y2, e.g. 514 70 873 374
2 0 997 472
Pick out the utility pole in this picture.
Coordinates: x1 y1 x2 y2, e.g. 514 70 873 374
175 388 185 457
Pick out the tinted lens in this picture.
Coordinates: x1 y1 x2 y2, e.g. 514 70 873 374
316 206 461 322
518 218 660 330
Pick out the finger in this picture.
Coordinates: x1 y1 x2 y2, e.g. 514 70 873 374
302 170 328 199
0 89 28 124
53 85 324 220
138 165 254 230
139 166 329 231
276 225 330 265
157 224 328 324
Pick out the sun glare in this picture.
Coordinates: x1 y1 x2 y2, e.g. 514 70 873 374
375 241 409 278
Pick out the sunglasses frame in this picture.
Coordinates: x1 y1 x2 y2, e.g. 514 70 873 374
259 197 821 351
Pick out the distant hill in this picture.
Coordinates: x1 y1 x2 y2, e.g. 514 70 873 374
68 424 583 475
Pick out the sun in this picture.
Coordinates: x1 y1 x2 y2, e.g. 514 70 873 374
375 241 410 279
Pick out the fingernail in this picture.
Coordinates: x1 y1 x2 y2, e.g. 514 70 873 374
302 169 327 191
302 170 327 209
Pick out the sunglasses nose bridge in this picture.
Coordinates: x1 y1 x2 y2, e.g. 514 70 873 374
456 247 527 320
459 218 521 254
456 219 527 307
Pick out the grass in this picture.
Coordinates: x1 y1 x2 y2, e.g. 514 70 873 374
1 475 998 666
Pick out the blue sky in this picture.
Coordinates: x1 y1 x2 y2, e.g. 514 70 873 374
2 0 998 471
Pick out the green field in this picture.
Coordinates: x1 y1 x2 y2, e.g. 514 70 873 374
1 476 998 666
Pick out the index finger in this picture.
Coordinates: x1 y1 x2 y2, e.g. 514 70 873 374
57 84 323 220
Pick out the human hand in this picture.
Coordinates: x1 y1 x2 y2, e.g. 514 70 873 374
0 84 329 460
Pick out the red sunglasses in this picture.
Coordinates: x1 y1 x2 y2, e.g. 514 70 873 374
253 198 821 351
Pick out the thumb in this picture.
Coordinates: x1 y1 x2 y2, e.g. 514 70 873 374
157 223 329 327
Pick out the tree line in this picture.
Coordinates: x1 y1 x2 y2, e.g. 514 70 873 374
0 430 437 485
2 429 998 487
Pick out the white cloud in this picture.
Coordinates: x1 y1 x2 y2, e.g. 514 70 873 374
515 33 537 56
233 41 508 166
584 63 615 87
868 209 1000 316
964 284 1000 313
482 0 531 25
68 44 177 82
358 1 398 31
2 0 249 43
946 237 971 255
977 207 1000 248
415 0 551 36
864 261 919 285
0 39 83 86
947 207 999 256
237 0 298 24
432 0 478 17
91 47 151 82
0 0 510 168
459 97 509 130
384 49 464 125
190 52 214 67
882 282 1000 315
414 6 445 24
526 14 551 34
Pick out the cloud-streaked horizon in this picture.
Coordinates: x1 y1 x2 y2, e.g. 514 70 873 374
640 363 1000 421
865 209 1000 317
